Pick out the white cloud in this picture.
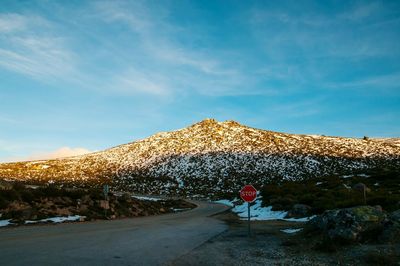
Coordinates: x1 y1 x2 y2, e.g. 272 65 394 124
109 68 170 95
339 2 381 21
21 147 92 161
0 13 79 83
0 4 264 98
0 37 77 82
0 13 28 32
90 2 247 96
325 73 400 91
267 98 324 118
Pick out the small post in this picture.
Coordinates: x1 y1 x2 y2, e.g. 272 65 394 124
247 202 251 237
363 186 366 205
103 184 109 218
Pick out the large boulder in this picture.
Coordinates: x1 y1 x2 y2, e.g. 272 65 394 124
286 204 312 218
391 209 400 221
308 206 386 243
380 209 400 243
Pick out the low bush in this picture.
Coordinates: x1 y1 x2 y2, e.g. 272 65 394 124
260 168 400 214
364 250 399 266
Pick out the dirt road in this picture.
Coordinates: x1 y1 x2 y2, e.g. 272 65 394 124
0 201 229 266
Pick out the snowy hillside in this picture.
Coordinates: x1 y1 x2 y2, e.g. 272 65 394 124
0 119 399 196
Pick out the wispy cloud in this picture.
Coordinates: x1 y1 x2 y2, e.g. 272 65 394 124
92 0 259 96
0 37 76 81
108 68 170 96
0 13 28 32
94 0 221 74
0 13 79 83
326 73 400 91
268 97 324 118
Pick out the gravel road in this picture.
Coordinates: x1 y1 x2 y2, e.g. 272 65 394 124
0 201 229 266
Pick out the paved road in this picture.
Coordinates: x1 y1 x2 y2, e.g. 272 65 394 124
0 201 229 266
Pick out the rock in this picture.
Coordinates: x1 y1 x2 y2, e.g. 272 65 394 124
81 195 92 205
380 222 400 243
308 206 386 243
122 193 131 201
352 183 371 193
379 209 400 243
78 204 88 212
287 204 312 218
390 209 400 222
53 208 72 216
99 200 110 209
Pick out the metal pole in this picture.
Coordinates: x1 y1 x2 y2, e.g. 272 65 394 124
248 202 251 237
363 186 366 205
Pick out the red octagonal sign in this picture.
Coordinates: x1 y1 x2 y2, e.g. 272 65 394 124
240 185 257 202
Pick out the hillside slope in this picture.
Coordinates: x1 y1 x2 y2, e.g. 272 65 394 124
1 119 399 196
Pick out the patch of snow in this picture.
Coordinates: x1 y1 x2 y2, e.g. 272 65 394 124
25 215 83 224
341 175 353 179
220 199 316 222
374 182 379 186
214 199 234 207
357 174 370 178
0 219 12 227
284 216 316 222
132 196 161 201
316 182 323 186
281 228 303 234
305 157 320 165
175 176 184 188
172 208 191 212
343 184 351 189
232 200 288 221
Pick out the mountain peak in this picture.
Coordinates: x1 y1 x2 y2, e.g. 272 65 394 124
193 118 243 128
1 119 399 197
195 118 219 126
221 120 242 127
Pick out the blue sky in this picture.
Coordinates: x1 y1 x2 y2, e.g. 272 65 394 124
0 0 399 162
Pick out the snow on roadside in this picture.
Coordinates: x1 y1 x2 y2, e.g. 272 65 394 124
284 216 316 222
25 215 84 224
172 208 192 212
281 228 303 234
233 200 287 221
214 199 235 207
341 175 353 179
0 219 13 227
132 196 161 201
216 199 315 222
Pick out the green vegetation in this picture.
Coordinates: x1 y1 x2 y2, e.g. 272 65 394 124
364 249 399 266
0 182 101 208
0 181 196 223
260 168 400 214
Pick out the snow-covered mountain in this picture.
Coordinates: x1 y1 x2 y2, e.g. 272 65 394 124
1 119 399 196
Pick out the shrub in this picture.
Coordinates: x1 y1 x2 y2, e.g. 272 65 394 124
364 250 399 266
260 168 400 214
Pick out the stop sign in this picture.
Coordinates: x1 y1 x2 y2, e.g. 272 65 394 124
240 185 257 202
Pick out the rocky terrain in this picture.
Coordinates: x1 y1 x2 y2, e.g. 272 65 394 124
0 183 195 225
0 119 399 197
172 210 400 266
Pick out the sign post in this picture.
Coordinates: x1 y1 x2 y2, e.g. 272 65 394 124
103 184 109 218
240 185 257 237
